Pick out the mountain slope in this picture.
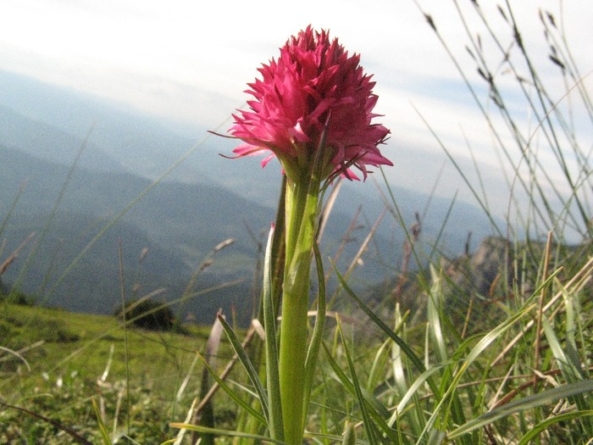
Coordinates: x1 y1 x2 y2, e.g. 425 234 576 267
0 146 275 323
0 70 503 325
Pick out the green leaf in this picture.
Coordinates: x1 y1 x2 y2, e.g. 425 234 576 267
169 423 285 444
341 421 357 445
332 261 439 395
323 338 399 444
262 224 284 440
448 380 593 439
388 365 445 428
542 317 583 383
302 241 326 424
427 265 448 363
92 397 114 445
215 315 270 424
196 350 267 426
171 398 198 445
517 410 593 445
337 318 380 445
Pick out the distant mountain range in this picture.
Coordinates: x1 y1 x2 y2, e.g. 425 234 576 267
0 69 501 324
0 146 273 323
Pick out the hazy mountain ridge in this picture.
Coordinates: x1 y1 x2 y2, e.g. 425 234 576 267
0 145 275 269
0 69 499 243
0 70 502 323
0 146 395 323
0 146 274 323
0 69 214 184
1 210 250 323
0 104 130 174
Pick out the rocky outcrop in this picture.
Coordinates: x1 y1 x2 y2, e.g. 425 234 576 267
440 236 512 297
359 235 592 335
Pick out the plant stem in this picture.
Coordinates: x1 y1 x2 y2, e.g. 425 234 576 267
279 173 320 444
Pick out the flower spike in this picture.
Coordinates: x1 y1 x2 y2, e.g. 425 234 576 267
229 26 392 183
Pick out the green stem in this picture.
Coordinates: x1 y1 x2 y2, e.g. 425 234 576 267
279 174 320 445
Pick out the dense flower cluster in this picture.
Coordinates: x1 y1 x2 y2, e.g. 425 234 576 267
229 26 391 182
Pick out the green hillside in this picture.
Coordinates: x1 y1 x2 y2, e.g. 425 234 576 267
0 302 235 442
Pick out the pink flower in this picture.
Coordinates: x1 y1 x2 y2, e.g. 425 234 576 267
229 26 392 182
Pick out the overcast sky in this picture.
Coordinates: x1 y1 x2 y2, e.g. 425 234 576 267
0 0 591 227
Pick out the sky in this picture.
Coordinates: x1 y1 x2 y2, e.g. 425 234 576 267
0 0 592 231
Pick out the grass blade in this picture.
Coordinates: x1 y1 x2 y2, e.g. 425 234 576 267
196 349 267 426
91 397 113 445
302 241 326 425
215 314 270 424
169 423 285 444
262 224 284 440
448 380 593 439
332 261 440 397
517 410 593 445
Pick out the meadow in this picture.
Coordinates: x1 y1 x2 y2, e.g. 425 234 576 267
2 2 593 444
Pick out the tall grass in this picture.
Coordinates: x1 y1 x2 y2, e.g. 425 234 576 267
2 1 593 444
414 0 592 243
186 2 592 443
